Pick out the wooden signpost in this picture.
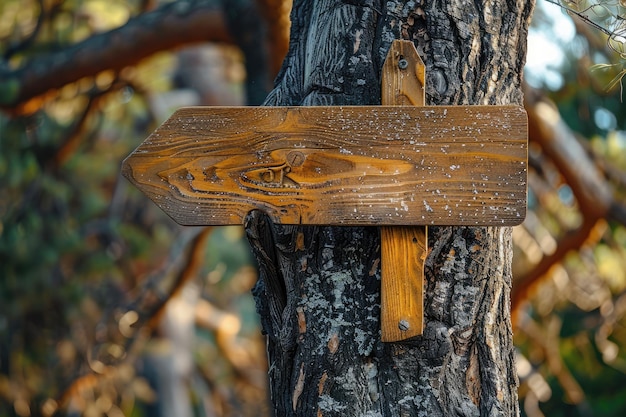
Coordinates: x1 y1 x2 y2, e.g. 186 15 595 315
122 40 528 342
380 40 428 341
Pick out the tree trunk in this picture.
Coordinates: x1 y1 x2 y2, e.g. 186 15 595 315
245 1 534 416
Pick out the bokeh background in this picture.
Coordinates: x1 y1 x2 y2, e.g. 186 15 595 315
1 0 625 416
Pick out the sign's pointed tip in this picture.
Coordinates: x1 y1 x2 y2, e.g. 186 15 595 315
120 154 135 183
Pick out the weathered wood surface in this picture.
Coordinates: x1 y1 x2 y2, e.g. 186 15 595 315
380 40 427 342
123 105 527 226
381 40 426 107
380 225 427 339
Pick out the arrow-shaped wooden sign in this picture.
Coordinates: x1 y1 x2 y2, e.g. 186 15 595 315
122 105 527 226
122 40 527 344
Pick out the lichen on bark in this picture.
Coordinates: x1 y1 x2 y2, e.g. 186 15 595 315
246 0 534 416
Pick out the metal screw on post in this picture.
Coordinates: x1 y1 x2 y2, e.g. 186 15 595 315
398 58 408 70
398 319 410 332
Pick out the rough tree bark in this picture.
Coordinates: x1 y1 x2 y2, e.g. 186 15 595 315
246 1 534 416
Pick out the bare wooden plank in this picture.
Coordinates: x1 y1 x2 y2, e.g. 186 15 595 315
380 39 427 342
122 105 527 226
380 225 427 339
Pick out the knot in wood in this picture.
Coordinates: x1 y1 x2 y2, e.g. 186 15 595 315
287 151 305 167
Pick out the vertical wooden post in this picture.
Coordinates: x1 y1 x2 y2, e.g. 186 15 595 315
380 40 428 342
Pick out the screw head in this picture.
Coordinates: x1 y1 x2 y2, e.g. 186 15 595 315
398 58 409 70
398 319 410 331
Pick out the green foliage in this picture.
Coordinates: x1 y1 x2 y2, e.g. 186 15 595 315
0 1 259 415
0 78 20 106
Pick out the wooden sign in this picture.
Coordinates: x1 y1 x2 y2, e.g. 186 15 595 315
122 105 527 226
122 40 528 343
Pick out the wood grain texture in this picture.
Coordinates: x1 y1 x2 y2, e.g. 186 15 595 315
380 225 427 340
123 105 527 226
381 40 425 107
380 40 426 342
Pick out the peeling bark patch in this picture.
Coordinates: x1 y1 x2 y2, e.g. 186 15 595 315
328 333 340 354
466 344 481 406
296 232 306 251
293 363 305 411
369 257 380 276
353 29 363 54
297 306 307 334
318 372 328 395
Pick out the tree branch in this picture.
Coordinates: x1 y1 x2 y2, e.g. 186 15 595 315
0 0 233 114
51 78 126 168
135 227 214 331
512 217 600 312
518 314 587 405
525 89 614 220
512 87 621 311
